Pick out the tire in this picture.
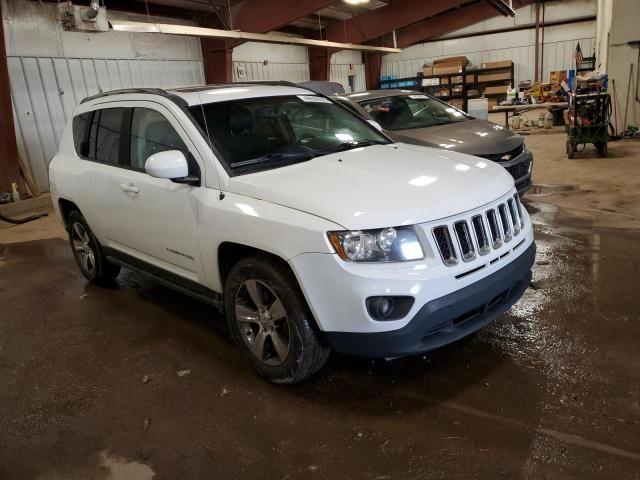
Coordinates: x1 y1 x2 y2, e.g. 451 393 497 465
67 211 120 285
224 255 330 384
566 140 575 159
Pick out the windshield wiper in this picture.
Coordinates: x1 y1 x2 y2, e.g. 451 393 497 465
314 139 387 156
231 151 316 168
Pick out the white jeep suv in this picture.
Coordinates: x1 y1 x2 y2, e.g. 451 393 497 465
49 83 535 384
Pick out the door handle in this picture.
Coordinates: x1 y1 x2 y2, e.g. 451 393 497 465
119 183 139 194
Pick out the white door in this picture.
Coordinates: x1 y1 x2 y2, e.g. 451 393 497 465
100 104 205 283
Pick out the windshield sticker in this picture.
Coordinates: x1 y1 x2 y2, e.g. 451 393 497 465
297 95 332 103
408 94 429 100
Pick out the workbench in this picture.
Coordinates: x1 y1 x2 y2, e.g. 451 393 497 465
491 102 568 129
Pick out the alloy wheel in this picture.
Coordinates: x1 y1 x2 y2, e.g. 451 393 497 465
71 222 96 275
234 279 291 366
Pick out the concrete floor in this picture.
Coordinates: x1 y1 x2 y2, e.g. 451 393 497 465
1 134 640 479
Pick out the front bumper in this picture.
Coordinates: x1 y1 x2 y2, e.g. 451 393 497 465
324 242 535 358
502 150 533 195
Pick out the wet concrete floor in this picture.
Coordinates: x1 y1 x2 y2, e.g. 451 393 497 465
1 202 639 479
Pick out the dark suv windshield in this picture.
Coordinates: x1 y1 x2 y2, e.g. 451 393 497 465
358 94 468 131
189 95 389 173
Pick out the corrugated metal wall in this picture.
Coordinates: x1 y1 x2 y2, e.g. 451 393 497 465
8 55 203 191
232 61 309 82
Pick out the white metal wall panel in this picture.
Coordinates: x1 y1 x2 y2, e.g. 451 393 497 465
330 64 366 93
8 55 204 191
232 61 310 83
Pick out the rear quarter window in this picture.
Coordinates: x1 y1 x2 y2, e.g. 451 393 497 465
72 112 92 156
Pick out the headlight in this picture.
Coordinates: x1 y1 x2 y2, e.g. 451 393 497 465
327 226 424 263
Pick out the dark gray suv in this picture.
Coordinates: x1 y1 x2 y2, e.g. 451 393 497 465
335 90 533 194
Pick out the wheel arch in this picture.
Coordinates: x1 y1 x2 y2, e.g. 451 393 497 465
58 198 80 226
217 242 296 289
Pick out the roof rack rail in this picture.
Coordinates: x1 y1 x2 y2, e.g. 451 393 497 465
80 87 189 108
81 88 170 104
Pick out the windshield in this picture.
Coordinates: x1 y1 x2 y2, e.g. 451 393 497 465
189 94 389 174
358 94 468 131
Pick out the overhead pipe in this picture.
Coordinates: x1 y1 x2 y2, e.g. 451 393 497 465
534 0 540 82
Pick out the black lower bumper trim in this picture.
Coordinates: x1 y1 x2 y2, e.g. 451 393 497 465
325 242 536 358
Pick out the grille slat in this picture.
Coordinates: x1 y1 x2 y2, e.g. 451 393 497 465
486 209 502 249
507 198 520 236
471 215 490 256
432 226 458 266
454 221 476 262
513 194 525 228
497 204 512 242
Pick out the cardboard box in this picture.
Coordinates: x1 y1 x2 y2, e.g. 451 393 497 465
550 70 567 83
485 85 508 95
466 74 475 83
478 72 512 82
433 56 470 67
452 85 463 94
450 75 463 84
479 60 512 69
448 99 464 110
435 89 449 97
423 66 433 76
422 78 439 86
433 65 463 75
488 98 499 109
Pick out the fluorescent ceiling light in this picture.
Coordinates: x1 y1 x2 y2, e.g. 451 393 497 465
345 0 370 4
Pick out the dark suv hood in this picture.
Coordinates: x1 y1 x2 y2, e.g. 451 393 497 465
389 119 523 156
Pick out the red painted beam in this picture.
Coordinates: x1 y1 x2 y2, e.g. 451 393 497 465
392 0 536 48
308 47 332 81
364 52 382 90
0 0 22 194
322 0 465 45
232 0 336 34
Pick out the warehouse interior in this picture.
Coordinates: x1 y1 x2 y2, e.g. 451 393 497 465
1 0 639 478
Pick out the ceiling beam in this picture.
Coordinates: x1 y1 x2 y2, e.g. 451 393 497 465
321 0 467 45
390 0 534 49
231 0 336 34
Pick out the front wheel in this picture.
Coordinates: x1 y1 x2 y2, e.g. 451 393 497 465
67 211 120 285
566 140 575 159
224 256 330 384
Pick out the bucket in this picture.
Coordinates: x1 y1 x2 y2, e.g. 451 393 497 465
544 113 553 129
467 98 489 120
511 115 522 129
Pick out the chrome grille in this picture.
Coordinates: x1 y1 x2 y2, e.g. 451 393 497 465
497 204 512 242
471 215 490 255
432 226 458 266
454 221 476 262
430 193 527 267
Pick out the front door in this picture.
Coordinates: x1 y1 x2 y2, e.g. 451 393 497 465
103 104 205 283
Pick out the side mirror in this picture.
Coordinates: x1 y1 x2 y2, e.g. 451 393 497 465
367 119 383 132
145 150 189 180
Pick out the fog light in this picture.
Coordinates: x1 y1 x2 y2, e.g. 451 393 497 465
366 296 414 321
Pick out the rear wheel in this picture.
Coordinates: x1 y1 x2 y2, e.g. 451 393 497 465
224 256 330 384
67 211 120 285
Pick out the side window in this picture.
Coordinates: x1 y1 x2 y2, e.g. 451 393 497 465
95 108 124 165
130 108 187 171
72 112 91 156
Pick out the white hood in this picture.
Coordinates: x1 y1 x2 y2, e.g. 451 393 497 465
228 143 514 230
